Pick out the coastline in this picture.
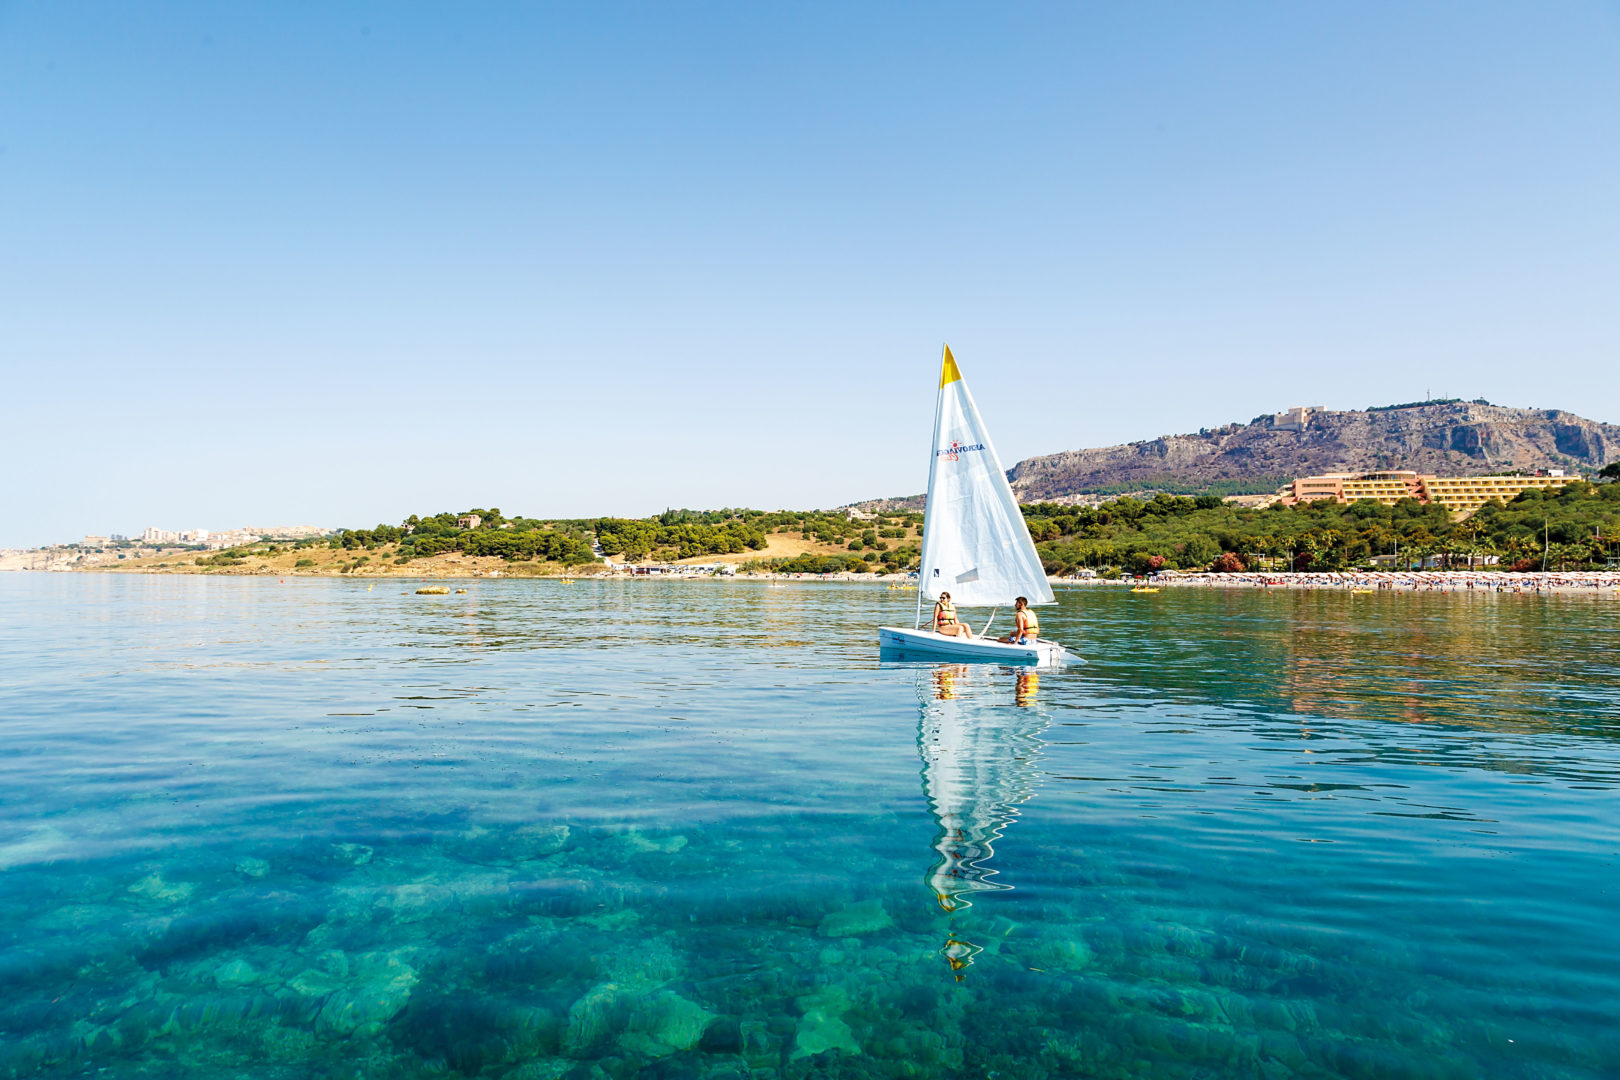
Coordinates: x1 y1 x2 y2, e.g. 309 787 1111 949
1120 570 1620 595
51 562 1620 595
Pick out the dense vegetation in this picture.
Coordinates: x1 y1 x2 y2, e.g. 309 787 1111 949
330 509 597 566
310 478 1619 576
1023 481 1620 575
323 507 926 569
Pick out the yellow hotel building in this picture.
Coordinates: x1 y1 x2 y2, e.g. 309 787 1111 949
1282 470 1580 514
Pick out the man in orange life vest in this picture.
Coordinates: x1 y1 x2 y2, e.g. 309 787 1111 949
1001 596 1039 644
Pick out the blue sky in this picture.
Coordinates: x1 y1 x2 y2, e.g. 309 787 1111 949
2 2 1617 547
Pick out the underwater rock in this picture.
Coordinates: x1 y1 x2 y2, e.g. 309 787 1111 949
818 899 892 939
577 908 641 932
372 870 515 924
287 968 340 997
1210 989 1254 1028
512 823 573 861
1019 929 1094 973
139 897 325 965
315 951 418 1036
602 827 689 858
616 990 715 1058
484 924 604 986
699 1016 741 1054
332 842 374 866
1306 1035 1434 1080
1252 996 1320 1034
1122 921 1219 961
602 936 681 988
1123 1013 1228 1064
127 873 194 905
506 1005 566 1060
212 957 260 988
1258 1030 1308 1071
791 989 859 1060
31 903 125 931
374 881 447 923
564 982 625 1057
502 1061 573 1080
459 824 570 865
315 948 349 977
234 857 270 878
158 992 295 1037
393 991 552 1074
867 1024 960 1071
739 1018 779 1071
1044 1031 1087 1070
508 876 622 920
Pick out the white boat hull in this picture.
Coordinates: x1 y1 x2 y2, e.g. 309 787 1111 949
878 626 1076 666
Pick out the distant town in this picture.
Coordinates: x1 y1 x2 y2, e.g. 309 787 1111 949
0 525 330 572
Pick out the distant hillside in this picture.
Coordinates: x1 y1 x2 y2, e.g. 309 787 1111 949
851 401 1620 508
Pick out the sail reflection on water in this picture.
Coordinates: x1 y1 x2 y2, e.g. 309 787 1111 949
918 665 1050 975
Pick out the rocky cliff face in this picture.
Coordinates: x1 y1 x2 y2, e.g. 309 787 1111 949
1004 403 1620 501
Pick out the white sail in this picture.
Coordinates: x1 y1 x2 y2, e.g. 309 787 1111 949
918 346 1054 608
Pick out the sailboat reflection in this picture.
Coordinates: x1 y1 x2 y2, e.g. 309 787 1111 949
918 665 1049 978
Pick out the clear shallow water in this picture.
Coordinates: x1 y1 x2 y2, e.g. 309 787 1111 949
1 574 1617 1080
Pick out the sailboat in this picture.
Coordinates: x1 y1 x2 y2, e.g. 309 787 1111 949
878 345 1077 665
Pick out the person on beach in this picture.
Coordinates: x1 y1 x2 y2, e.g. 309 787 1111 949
934 592 972 638
1002 596 1040 644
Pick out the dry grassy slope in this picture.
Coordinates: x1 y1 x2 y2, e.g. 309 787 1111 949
96 543 583 578
850 403 1619 507
96 528 896 576
671 531 881 565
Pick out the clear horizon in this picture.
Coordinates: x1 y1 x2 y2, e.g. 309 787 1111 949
4 3 1617 548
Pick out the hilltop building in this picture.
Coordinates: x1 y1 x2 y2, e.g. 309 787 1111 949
1271 405 1324 432
1279 469 1579 514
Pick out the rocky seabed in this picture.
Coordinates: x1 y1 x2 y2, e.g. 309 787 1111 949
2 822 1611 1080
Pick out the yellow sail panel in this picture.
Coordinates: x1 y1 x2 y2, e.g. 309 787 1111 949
940 344 962 387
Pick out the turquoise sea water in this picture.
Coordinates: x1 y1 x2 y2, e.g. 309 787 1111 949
1 574 1617 1079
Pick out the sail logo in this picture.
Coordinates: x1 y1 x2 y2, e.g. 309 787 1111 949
937 440 985 462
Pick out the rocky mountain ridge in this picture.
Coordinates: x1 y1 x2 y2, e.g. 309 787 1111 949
852 401 1620 509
